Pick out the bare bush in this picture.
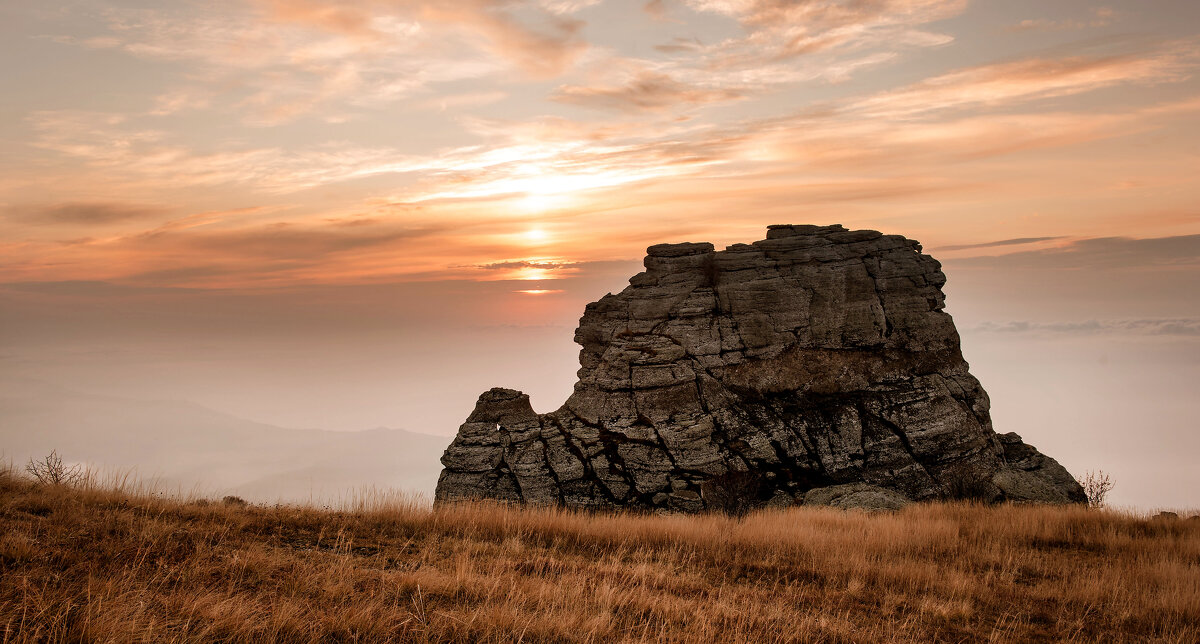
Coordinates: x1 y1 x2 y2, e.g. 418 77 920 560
945 472 998 503
1076 470 1115 508
700 471 764 517
25 450 85 487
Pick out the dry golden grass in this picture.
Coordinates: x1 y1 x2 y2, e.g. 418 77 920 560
1 467 1197 643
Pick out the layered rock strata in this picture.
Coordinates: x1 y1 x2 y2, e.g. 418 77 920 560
435 225 1085 510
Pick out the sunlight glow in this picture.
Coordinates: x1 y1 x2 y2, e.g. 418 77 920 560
514 289 563 295
523 227 550 243
519 191 571 212
514 267 551 281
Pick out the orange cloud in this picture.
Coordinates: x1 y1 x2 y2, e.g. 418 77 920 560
60 0 589 126
418 2 587 79
8 4 1200 291
8 203 168 226
553 70 746 111
850 44 1199 118
1007 7 1117 33
681 0 964 67
25 110 425 192
951 234 1200 270
549 0 965 116
265 0 380 38
263 0 589 78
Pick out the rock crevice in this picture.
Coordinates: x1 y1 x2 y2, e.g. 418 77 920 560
435 225 1086 510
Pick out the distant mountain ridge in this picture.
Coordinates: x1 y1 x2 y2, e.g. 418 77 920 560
0 378 447 502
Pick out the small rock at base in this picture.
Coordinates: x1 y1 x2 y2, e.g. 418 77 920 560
803 483 910 512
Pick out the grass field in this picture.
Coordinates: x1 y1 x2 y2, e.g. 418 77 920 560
1 467 1197 643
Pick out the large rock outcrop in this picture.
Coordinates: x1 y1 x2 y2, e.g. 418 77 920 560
435 225 1086 510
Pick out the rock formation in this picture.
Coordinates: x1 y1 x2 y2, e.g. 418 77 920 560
435 224 1086 511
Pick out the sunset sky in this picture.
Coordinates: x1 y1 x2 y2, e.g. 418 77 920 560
2 0 1198 508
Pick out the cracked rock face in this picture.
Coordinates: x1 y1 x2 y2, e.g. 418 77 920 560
435 225 1086 510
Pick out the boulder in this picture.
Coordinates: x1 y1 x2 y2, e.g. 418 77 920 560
434 225 1087 511
992 469 1074 504
803 483 911 511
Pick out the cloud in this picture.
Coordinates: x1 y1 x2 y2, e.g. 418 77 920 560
548 0 963 116
0 214 468 288
124 266 245 284
532 43 1200 189
15 6 1200 293
262 0 592 78
137 221 449 260
414 1 589 79
655 37 703 54
847 43 1199 119
379 114 742 205
937 237 1064 252
24 42 1200 229
950 235 1200 270
21 109 717 205
969 318 1200 337
553 70 746 111
24 105 726 203
26 110 426 192
149 88 214 116
681 0 964 67
70 4 422 124
1007 7 1117 32
702 47 1200 174
474 260 578 270
32 6 1198 210
263 0 381 38
644 0 668 20
61 0 591 125
419 91 508 111
537 0 604 15
1 280 199 298
12 203 168 226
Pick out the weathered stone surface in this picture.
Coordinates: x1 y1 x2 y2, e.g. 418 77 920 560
992 469 1074 504
803 483 911 511
435 225 1087 511
766 490 797 509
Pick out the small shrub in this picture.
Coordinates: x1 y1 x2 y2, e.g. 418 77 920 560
1076 470 1115 508
222 495 248 507
25 450 85 487
945 472 998 503
700 471 764 517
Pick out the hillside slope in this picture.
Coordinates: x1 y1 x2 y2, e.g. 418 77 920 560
0 379 446 501
0 470 1196 643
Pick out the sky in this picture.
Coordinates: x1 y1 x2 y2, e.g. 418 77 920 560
1 0 1198 508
